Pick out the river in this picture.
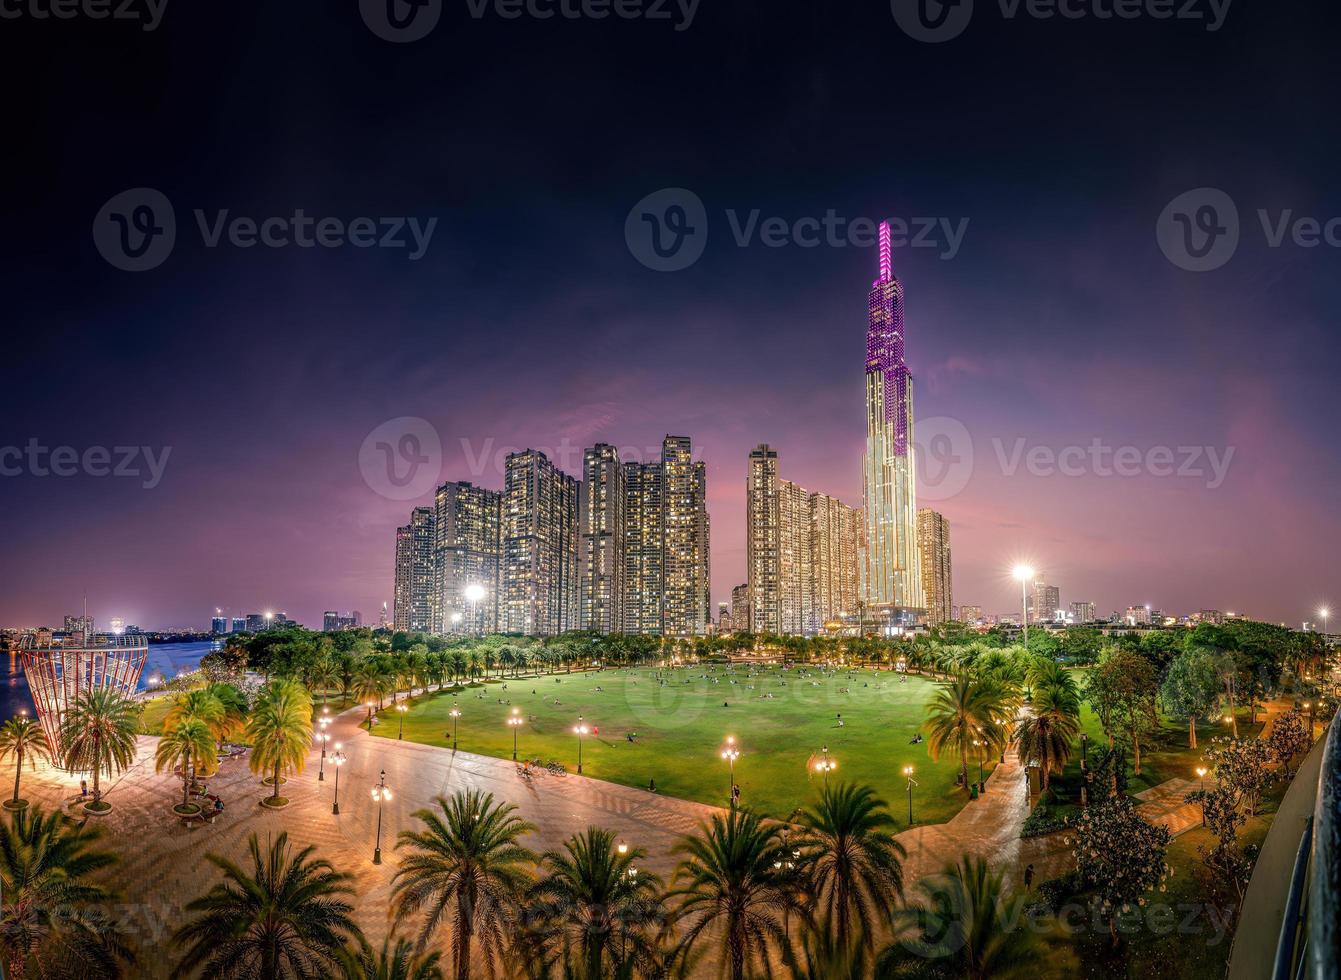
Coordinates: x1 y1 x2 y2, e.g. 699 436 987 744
1 639 218 721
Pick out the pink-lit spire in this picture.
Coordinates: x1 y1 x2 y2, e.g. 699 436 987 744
877 220 892 283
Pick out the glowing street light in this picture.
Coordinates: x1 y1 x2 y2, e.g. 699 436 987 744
364 701 375 730
331 744 345 815
903 765 918 825
448 704 461 751
395 702 408 740
371 770 392 865
316 724 330 781
813 745 837 784
574 717 591 774
721 736 741 807
507 708 524 760
1012 565 1035 645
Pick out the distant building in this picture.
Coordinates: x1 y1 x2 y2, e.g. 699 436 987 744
501 450 580 635
661 436 710 637
810 492 860 632
1124 605 1152 626
323 611 362 631
731 583 750 634
916 508 952 626
244 613 266 632
958 605 983 625
1197 609 1226 625
393 506 435 633
717 601 730 631
1030 579 1061 624
211 612 228 634
63 614 93 640
1070 601 1096 623
433 481 502 634
230 617 246 633
623 459 664 635
580 444 626 634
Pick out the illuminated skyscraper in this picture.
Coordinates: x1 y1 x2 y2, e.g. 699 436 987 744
1031 579 1061 624
433 481 501 634
580 444 626 633
623 459 664 635
779 479 812 635
862 220 923 617
501 450 580 635
917 508 952 626
730 583 750 633
393 506 435 633
661 436 710 637
746 444 781 634
810 492 860 631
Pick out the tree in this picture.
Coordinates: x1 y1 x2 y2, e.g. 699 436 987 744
795 782 905 956
923 675 1010 789
1205 735 1273 816
246 678 313 805
529 827 666 978
171 832 361 978
1012 686 1080 792
1069 796 1171 945
1185 785 1251 902
667 807 794 980
307 656 341 705
337 935 444 980
155 717 219 812
880 856 1053 979
1087 650 1160 775
59 688 140 810
0 806 133 979
0 717 52 809
1161 647 1220 749
390 790 537 980
1268 709 1310 777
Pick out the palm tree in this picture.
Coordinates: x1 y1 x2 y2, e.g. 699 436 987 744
155 717 219 812
354 660 388 726
667 807 795 980
923 675 1009 790
1013 686 1081 793
338 935 444 980
59 688 140 810
171 832 361 978
307 656 341 705
0 716 52 809
204 681 249 750
165 688 225 733
246 678 313 805
391 789 537 980
880 857 1052 980
529 827 666 978
0 806 133 979
796 782 905 954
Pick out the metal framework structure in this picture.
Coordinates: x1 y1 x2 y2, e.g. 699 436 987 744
18 633 149 760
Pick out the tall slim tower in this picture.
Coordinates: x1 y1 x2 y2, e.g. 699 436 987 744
862 220 924 615
917 508 952 626
746 444 781 634
580 444 626 634
623 459 664 635
501 450 580 635
393 506 435 633
661 436 709 637
433 481 501 634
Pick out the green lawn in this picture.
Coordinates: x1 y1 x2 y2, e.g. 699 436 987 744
374 664 996 824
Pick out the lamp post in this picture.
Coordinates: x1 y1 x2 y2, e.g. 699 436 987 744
395 702 407 740
574 717 590 774
721 736 740 808
448 705 461 751
1013 565 1035 646
972 738 984 791
507 708 523 760
1195 765 1208 826
903 765 917 825
813 745 837 784
371 770 391 865
1304 701 1315 740
364 701 375 731
331 744 345 815
317 725 330 781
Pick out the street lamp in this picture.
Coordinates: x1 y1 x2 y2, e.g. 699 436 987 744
331 744 345 815
813 745 837 784
317 724 330 781
396 702 408 740
364 701 375 730
1195 766 1208 826
507 708 524 760
448 704 461 751
371 770 392 865
1304 701 1315 740
1013 564 1035 646
972 737 984 790
721 736 741 807
903 765 917 825
574 717 590 774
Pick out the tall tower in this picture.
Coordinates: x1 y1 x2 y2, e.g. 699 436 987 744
917 508 952 626
746 444 781 634
580 444 626 634
623 459 664 635
501 450 580 635
862 220 924 616
433 481 501 634
393 506 435 633
661 436 709 637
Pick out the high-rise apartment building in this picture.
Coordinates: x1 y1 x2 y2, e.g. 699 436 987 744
1070 601 1096 623
917 508 952 626
580 444 626 634
810 492 860 630
501 450 580 635
862 221 923 616
779 479 813 635
660 436 710 637
1030 579 1061 624
746 445 782 634
731 583 750 633
717 601 730 631
958 604 983 624
623 459 664 635
433 481 502 634
393 506 435 633
230 617 246 633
